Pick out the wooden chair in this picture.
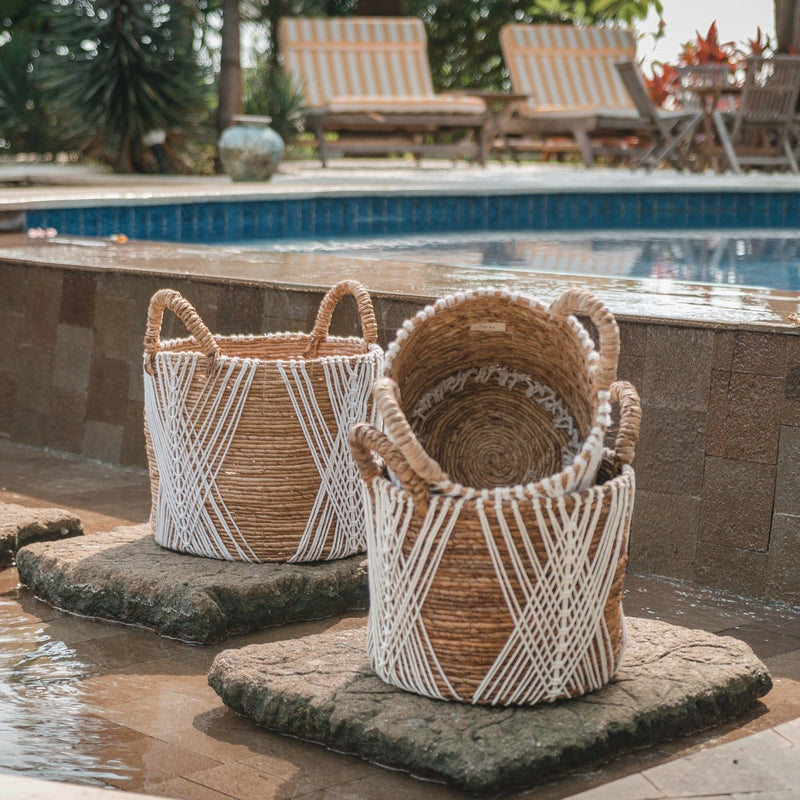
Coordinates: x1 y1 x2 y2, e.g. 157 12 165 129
498 24 647 165
712 56 800 174
278 17 488 166
614 60 703 171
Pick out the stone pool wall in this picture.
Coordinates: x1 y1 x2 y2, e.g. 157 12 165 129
2 257 799 605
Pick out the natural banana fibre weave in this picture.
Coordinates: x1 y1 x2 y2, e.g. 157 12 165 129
143 281 383 563
350 382 640 706
381 288 620 497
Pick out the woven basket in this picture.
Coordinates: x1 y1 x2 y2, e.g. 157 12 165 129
380 288 620 499
350 381 641 707
143 280 383 563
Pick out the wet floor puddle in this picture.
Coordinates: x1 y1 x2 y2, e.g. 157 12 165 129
0 573 137 786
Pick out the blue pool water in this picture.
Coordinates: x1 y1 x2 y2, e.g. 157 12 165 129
23 190 800 292
231 228 800 293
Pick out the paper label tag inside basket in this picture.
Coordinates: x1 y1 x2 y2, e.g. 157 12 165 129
470 322 506 332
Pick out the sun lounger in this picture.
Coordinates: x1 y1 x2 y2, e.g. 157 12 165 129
279 16 488 166
499 24 647 165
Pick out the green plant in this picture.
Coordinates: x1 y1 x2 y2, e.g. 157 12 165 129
243 61 305 148
40 0 210 172
412 0 663 91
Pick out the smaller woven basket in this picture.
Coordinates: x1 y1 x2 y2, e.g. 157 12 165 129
143 280 383 563
350 381 641 707
380 287 620 499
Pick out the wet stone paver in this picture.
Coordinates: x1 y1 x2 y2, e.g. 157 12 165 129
0 502 83 567
14 524 368 643
208 619 772 796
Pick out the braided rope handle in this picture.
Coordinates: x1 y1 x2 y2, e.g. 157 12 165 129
349 423 431 512
373 376 450 486
143 289 219 374
609 380 641 465
548 289 620 391
304 280 379 358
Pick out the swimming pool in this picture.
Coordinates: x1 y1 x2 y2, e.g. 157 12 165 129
22 187 800 293
232 228 800 293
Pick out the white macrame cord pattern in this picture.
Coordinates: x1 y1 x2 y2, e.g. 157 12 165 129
277 347 383 562
365 468 634 706
144 351 259 560
145 343 383 562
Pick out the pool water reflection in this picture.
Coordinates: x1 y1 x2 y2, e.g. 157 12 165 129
239 229 800 293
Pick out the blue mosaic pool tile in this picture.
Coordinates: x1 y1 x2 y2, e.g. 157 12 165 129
485 195 502 229
190 203 209 242
421 196 438 232
159 204 180 241
622 194 643 228
389 196 408 234
27 188 800 246
229 202 246 240
31 208 52 232
465 196 482 231
286 199 304 237
175 203 193 242
772 193 788 226
637 193 658 227
66 208 87 236
786 192 800 222
207 203 225 241
114 206 134 240
98 205 116 236
238 202 256 240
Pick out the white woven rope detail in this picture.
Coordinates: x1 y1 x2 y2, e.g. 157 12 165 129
366 482 464 701
410 365 583 468
144 352 259 560
277 348 383 562
366 470 633 705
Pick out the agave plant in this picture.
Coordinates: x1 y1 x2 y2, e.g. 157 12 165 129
39 0 210 172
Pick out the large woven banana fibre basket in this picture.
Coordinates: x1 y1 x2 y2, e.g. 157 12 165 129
380 288 621 499
350 381 641 706
143 280 383 563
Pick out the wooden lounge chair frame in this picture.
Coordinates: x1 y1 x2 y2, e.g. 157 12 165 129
614 60 703 171
712 56 800 174
499 24 647 166
278 17 488 166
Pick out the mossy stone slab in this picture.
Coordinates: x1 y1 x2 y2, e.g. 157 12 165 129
15 524 368 643
208 619 772 796
0 502 83 568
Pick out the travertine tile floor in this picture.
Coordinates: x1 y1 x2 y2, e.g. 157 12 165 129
1 437 799 800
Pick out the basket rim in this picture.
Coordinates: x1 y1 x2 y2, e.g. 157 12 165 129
384 288 600 378
372 460 634 507
151 333 383 366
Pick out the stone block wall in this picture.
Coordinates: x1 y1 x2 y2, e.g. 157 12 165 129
3 259 800 605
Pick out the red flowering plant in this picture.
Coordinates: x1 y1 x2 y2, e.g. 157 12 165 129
644 21 775 108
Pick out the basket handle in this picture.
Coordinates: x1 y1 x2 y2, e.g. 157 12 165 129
349 423 431 512
373 377 450 486
143 289 219 374
303 280 379 358
610 380 641 465
547 289 619 391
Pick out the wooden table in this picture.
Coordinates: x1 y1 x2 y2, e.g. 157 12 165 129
462 91 529 161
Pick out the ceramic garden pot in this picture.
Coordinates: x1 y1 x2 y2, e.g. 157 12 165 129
218 115 284 181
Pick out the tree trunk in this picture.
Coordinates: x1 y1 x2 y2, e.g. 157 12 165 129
356 0 407 14
775 0 800 51
217 0 242 167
